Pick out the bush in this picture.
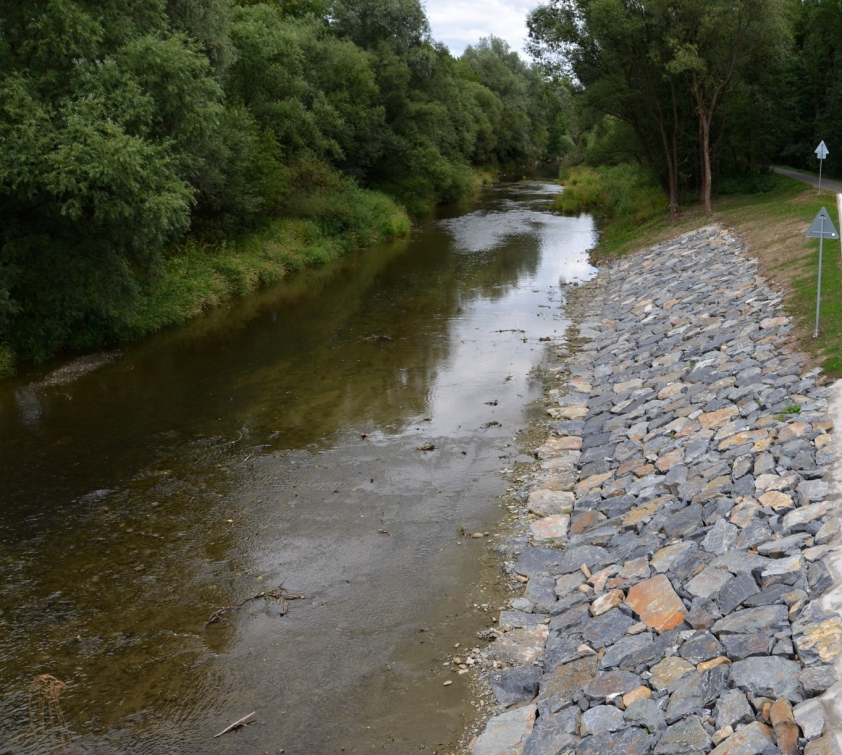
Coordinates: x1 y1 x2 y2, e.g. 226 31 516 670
554 164 668 226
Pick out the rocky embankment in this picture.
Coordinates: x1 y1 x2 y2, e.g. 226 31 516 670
471 226 842 754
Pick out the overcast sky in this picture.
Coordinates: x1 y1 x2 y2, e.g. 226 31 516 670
424 0 538 57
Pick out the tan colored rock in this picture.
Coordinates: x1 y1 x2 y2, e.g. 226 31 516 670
650 657 695 690
591 589 624 616
700 406 739 430
623 686 652 707
719 430 768 451
576 472 612 495
536 437 582 459
658 382 685 400
712 726 733 746
570 377 591 393
697 657 731 672
710 721 774 755
530 514 569 542
656 449 684 472
778 422 808 442
771 698 798 755
622 498 667 528
625 574 686 633
731 499 760 528
759 491 794 512
570 510 606 536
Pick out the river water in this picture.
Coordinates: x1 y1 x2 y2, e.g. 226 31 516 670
0 181 595 753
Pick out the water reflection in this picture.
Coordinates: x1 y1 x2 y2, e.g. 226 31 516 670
0 181 596 753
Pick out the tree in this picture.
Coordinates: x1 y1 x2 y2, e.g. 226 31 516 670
665 0 789 215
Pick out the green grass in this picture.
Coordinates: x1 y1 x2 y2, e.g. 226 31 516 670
579 170 842 377
554 164 669 239
0 345 13 378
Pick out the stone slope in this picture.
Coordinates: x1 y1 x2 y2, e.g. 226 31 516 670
472 225 842 755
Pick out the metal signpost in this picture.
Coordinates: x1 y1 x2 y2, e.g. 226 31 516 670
805 206 839 338
816 140 829 194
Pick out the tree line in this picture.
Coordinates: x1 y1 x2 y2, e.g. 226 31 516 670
0 0 572 367
527 0 839 218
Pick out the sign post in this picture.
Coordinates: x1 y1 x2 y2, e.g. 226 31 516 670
805 206 839 338
816 140 829 194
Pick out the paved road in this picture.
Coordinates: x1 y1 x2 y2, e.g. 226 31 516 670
773 165 842 194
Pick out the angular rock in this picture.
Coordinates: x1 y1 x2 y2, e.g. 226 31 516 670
557 545 611 575
537 656 599 719
626 574 686 633
709 721 774 755
714 689 754 730
583 669 641 702
582 608 636 649
793 698 826 740
800 664 838 696
654 716 711 754
580 705 626 737
574 727 653 755
722 632 771 660
521 707 580 755
805 735 842 755
515 547 566 577
599 634 654 670
473 704 537 755
591 589 624 616
715 572 760 615
489 665 543 707
687 567 732 598
650 656 695 691
531 514 570 541
730 656 803 702
623 698 665 732
782 502 830 531
666 666 729 723
680 631 724 664
792 605 842 666
702 519 739 555
712 605 789 635
770 697 798 755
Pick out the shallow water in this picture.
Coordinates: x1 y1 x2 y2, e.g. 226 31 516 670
0 181 595 753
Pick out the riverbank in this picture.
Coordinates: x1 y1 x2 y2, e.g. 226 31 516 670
467 224 842 754
0 184 411 380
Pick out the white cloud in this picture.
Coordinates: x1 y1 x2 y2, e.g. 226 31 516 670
424 0 538 57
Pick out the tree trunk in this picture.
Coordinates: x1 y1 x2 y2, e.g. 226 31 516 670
700 111 713 217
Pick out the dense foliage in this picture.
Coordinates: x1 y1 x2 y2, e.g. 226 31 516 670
527 0 792 218
0 0 565 369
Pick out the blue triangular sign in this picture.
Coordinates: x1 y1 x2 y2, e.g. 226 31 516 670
806 207 839 239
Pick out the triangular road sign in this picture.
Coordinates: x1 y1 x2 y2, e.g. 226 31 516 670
806 207 839 239
816 140 829 159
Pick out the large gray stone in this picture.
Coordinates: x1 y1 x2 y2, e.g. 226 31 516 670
793 699 826 740
715 572 760 615
714 689 754 730
599 634 654 670
575 727 654 755
654 716 711 754
679 631 724 665
701 519 739 556
666 666 729 724
473 704 536 755
516 547 566 577
801 665 839 696
522 707 580 755
582 609 636 649
730 656 804 702
489 665 542 707
580 705 626 736
583 670 641 701
712 604 789 634
623 698 666 732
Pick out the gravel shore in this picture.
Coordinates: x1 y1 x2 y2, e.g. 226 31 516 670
471 225 842 755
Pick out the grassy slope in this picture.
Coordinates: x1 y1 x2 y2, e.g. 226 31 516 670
584 175 842 376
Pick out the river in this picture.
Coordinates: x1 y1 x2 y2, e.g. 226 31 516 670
0 180 595 753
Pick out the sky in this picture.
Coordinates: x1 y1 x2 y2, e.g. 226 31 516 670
424 0 538 57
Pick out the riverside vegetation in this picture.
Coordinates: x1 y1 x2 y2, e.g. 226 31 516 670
0 0 577 375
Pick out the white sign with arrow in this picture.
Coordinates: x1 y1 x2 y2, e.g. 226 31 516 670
805 206 838 338
816 140 829 194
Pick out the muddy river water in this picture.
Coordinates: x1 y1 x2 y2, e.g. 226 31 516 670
0 181 595 753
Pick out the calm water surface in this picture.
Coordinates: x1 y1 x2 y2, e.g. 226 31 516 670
0 182 595 753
